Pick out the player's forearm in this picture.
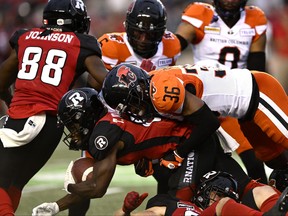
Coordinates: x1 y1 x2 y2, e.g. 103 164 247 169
56 194 83 211
177 103 220 157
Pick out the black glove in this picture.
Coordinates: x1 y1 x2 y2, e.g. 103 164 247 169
134 158 154 177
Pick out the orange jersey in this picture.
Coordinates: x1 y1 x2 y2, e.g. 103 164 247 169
98 31 181 70
150 64 288 161
181 2 267 68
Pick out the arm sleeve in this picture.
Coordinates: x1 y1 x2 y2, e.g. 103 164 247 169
247 52 266 72
176 103 220 157
175 34 189 51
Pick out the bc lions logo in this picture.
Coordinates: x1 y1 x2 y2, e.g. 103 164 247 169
150 81 157 99
109 34 125 44
116 65 137 87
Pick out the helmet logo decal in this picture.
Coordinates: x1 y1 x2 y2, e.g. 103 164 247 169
94 136 108 150
65 91 86 107
116 65 137 87
150 81 157 99
202 170 218 180
74 0 86 12
109 34 125 44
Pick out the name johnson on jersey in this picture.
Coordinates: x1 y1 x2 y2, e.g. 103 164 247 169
25 30 74 43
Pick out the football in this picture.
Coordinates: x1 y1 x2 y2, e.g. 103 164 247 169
71 157 95 183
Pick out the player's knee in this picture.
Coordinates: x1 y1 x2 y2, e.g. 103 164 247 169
252 185 278 208
215 197 231 215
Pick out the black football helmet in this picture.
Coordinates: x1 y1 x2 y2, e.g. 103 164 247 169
57 87 104 150
213 0 247 20
269 169 288 192
101 63 154 123
125 0 167 58
43 0 90 34
194 171 239 209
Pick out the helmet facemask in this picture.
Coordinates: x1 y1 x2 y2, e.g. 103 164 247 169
102 63 156 124
213 0 247 20
194 171 239 209
57 87 104 151
58 106 94 150
125 0 167 58
115 81 155 123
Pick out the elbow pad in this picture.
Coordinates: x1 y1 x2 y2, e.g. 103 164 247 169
176 103 220 158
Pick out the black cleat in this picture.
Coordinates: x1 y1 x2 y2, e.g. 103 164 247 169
264 186 288 216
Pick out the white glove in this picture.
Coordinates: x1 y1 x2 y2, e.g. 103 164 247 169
64 160 75 194
32 202 59 216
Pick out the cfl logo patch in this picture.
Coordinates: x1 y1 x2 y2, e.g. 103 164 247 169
94 136 108 150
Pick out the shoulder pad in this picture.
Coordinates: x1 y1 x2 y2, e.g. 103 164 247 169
182 2 214 28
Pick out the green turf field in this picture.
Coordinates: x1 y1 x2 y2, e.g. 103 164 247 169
16 143 158 216
16 138 273 216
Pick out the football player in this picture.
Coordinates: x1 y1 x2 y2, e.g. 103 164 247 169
100 63 288 171
0 0 107 214
97 0 181 72
114 171 288 216
175 0 268 183
70 0 182 214
32 84 281 215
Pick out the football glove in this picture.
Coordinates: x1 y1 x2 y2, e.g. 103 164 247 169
64 160 75 194
140 59 156 72
134 158 154 177
32 202 59 216
160 150 184 170
122 191 149 214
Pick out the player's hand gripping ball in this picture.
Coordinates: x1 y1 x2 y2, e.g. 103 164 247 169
71 157 95 183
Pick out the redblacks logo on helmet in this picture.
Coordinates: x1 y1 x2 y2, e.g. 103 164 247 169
116 65 137 87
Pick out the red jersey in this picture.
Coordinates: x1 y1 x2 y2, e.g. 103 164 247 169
147 194 202 216
8 28 101 118
88 112 193 164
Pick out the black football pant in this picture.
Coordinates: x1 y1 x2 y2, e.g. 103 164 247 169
163 133 251 199
0 114 64 190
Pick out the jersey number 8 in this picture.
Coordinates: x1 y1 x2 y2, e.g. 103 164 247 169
18 46 67 86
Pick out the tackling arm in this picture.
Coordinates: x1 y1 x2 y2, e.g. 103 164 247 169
176 92 220 157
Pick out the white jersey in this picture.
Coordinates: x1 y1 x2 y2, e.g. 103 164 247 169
191 63 253 118
150 63 253 119
181 2 267 69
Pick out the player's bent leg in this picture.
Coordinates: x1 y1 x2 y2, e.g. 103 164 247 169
216 198 263 216
239 149 268 184
0 188 14 216
240 120 288 170
252 72 288 147
263 186 288 216
7 186 21 211
242 180 281 212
